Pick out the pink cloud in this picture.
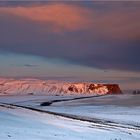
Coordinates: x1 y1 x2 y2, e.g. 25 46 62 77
0 3 139 40
0 4 92 32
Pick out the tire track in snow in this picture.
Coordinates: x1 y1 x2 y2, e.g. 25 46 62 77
0 102 140 136
12 94 104 105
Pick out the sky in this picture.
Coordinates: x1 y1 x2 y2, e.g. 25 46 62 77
0 1 140 90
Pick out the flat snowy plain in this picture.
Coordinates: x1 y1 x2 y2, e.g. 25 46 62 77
0 94 140 140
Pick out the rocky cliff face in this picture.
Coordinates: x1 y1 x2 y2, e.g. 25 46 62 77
0 78 122 95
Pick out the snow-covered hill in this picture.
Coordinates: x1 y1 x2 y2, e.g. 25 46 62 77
0 78 122 95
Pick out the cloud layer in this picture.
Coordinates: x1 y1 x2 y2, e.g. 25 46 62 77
0 2 140 71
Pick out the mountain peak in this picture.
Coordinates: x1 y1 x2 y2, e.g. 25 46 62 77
0 78 122 95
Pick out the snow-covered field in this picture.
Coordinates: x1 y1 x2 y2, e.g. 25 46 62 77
40 94 140 126
0 94 140 140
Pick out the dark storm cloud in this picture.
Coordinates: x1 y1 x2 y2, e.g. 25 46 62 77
11 64 38 67
0 1 140 72
22 64 38 67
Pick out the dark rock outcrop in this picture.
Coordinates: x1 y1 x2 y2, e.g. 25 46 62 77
104 84 122 94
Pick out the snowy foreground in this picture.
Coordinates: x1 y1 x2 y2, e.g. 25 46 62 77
0 94 140 140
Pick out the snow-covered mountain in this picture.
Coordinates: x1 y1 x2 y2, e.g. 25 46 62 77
0 78 122 95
